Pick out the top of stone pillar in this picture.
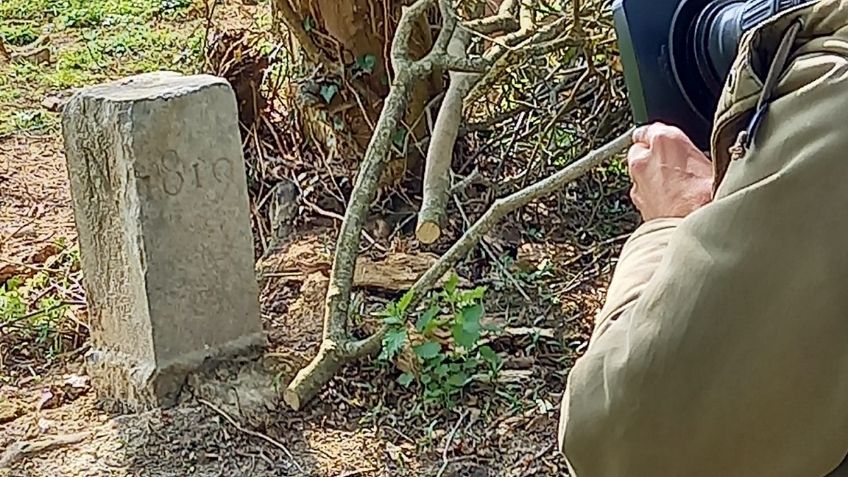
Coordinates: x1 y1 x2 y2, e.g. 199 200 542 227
78 71 230 102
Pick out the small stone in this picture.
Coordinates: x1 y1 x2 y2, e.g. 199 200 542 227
41 95 65 112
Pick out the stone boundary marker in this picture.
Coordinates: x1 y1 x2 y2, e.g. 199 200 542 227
61 71 265 410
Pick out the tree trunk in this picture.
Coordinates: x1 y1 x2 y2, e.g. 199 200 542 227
275 0 440 193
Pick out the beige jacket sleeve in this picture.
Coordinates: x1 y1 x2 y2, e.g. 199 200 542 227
557 3 848 476
588 218 683 340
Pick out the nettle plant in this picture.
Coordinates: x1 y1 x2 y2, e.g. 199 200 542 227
379 274 503 408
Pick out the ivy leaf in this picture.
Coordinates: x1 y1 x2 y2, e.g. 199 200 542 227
397 372 414 388
415 304 439 332
356 53 377 74
414 341 441 360
379 328 407 361
303 16 315 32
391 129 406 149
319 84 338 104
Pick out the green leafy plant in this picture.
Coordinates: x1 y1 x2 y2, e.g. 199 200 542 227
0 24 38 47
379 274 503 408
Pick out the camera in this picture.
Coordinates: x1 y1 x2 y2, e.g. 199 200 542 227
612 0 809 149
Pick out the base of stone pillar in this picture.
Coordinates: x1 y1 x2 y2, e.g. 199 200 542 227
85 332 266 412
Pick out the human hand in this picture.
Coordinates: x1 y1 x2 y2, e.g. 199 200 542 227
627 123 714 221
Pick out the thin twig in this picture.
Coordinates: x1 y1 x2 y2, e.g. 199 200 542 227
453 194 531 301
436 410 469 477
198 398 303 473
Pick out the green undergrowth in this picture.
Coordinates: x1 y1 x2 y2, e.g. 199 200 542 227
0 238 85 367
379 275 505 409
0 0 204 136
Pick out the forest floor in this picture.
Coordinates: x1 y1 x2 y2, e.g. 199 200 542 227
0 1 637 475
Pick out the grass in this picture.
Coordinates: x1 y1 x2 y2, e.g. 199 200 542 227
0 0 205 136
0 237 85 364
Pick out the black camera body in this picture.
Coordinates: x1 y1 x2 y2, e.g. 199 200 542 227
612 0 810 150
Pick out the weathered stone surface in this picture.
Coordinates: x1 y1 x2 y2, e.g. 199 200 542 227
61 71 265 410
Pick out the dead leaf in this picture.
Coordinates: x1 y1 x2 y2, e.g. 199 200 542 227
28 243 61 265
0 264 27 284
36 388 61 410
0 399 24 424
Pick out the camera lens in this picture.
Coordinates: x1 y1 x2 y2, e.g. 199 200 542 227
671 0 808 124
694 0 809 92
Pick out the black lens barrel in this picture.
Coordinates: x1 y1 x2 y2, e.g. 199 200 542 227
697 0 808 92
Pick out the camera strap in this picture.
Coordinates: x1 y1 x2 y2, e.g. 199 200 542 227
731 17 804 159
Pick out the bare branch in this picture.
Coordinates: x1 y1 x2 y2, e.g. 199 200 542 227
392 0 437 72
464 15 520 35
465 16 572 108
417 27 475 244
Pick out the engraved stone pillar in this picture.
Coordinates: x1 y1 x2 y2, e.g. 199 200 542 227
61 71 265 410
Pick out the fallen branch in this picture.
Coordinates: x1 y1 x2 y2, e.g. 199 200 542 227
0 432 88 469
406 128 633 309
284 0 488 411
416 27 474 244
417 0 529 244
358 129 634 354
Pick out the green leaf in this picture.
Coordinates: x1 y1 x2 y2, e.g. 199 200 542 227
391 129 406 149
435 364 450 377
414 341 441 360
462 286 487 302
461 303 484 324
453 323 480 349
479 345 500 365
443 274 459 296
453 304 484 349
319 84 339 104
415 304 439 332
421 374 432 385
356 53 377 74
379 328 407 361
397 290 414 314
447 372 469 388
382 314 403 326
397 372 414 387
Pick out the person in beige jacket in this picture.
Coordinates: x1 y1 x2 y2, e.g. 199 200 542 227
558 1 848 476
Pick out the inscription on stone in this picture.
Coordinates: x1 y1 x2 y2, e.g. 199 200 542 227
138 151 234 199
